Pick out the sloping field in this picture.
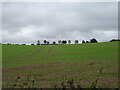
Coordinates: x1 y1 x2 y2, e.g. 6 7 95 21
2 42 118 88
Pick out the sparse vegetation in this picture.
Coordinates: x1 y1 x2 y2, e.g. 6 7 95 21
11 67 103 88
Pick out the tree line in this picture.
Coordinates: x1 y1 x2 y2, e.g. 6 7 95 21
35 38 98 45
4 38 98 45
2 38 120 45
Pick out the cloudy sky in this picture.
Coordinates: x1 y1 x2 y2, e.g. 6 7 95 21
2 2 118 44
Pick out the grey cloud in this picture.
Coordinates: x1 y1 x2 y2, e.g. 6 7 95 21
2 2 118 44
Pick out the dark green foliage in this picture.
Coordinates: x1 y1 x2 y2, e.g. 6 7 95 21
110 39 120 42
36 40 40 45
90 38 98 43
75 40 79 44
68 40 71 44
86 41 89 43
82 40 85 44
53 41 56 45
44 40 47 45
62 40 67 44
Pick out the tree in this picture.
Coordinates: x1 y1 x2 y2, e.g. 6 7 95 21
62 40 64 44
44 40 47 45
58 40 62 45
7 43 11 45
65 40 67 44
62 40 67 44
110 39 120 42
47 41 49 45
31 44 35 45
74 40 79 44
21 44 26 45
82 40 85 44
90 38 98 43
68 40 71 44
53 41 56 45
86 41 89 43
37 40 40 45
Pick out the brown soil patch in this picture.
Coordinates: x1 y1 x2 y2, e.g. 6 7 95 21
88 62 96 66
2 62 81 73
2 69 64 82
86 60 117 66
74 77 118 88
3 60 116 73
97 77 118 88
36 78 51 81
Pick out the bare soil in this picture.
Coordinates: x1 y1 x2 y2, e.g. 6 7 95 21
2 60 118 88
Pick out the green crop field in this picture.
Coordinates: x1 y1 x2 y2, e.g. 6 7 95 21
2 42 118 88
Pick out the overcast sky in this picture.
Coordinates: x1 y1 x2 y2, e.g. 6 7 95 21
2 2 118 44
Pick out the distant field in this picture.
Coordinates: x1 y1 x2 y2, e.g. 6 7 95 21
2 42 118 88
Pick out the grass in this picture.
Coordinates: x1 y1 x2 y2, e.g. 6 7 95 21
2 42 118 88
